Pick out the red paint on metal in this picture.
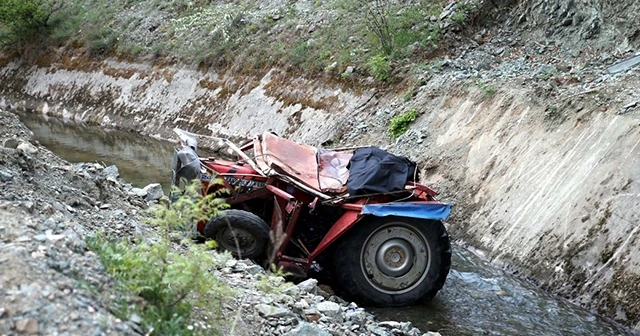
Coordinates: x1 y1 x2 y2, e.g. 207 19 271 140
202 159 261 177
239 141 254 152
340 203 364 211
410 182 437 197
279 203 302 256
266 185 295 201
229 187 271 204
308 200 368 260
197 220 205 233
187 132 449 279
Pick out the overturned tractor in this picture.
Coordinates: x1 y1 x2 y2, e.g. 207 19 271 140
171 129 451 306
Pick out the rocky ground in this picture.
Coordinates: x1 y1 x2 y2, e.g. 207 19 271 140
0 109 444 335
0 111 143 335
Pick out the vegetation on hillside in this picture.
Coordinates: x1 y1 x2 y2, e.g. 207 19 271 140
0 0 480 81
88 182 231 335
388 107 418 138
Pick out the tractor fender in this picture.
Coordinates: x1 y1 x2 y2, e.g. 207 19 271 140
361 202 451 221
308 202 450 261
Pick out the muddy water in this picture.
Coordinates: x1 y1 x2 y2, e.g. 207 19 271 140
19 113 177 192
20 113 633 336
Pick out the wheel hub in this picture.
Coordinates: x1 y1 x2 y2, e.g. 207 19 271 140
376 238 415 277
219 228 257 253
362 224 431 294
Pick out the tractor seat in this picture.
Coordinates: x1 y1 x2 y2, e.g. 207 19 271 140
253 132 352 196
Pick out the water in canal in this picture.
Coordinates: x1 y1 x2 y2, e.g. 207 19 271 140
19 113 634 336
19 113 178 192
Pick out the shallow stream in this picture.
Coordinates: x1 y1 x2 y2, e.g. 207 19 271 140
19 113 633 336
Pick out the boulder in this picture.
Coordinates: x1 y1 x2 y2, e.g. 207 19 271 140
255 304 291 318
128 188 147 198
17 141 38 154
103 165 120 179
316 301 341 320
143 183 164 201
0 169 12 182
296 278 318 293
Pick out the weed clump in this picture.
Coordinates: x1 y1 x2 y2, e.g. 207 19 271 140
367 55 392 81
476 80 497 98
88 181 231 335
388 108 418 138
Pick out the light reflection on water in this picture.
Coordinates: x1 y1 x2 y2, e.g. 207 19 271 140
372 246 633 336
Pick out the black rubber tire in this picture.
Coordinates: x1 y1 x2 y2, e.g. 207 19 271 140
333 216 451 306
204 209 270 260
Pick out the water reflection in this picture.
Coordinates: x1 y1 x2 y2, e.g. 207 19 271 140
19 113 177 192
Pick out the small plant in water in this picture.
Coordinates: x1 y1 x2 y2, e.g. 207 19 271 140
388 108 418 138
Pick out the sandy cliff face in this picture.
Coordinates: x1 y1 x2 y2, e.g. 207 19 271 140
0 56 374 146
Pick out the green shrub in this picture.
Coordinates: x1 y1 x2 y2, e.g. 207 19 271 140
476 80 496 98
359 0 393 54
388 108 418 138
367 54 391 81
0 0 59 44
451 11 466 25
88 181 231 335
288 40 310 68
85 26 118 53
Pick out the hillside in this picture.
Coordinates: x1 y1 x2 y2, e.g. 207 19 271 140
1 0 640 333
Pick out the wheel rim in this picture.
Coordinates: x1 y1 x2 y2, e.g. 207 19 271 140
216 227 258 256
361 223 431 295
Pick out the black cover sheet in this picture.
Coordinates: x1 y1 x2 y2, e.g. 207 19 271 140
346 147 417 195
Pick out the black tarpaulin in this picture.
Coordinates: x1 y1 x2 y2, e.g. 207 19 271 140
346 147 417 195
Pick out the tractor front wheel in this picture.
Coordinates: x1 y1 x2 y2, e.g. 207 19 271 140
204 209 270 260
333 216 451 306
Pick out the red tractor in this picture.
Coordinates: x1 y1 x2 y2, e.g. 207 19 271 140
171 129 451 306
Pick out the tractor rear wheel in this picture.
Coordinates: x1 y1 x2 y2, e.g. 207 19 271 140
204 209 270 260
333 216 451 306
